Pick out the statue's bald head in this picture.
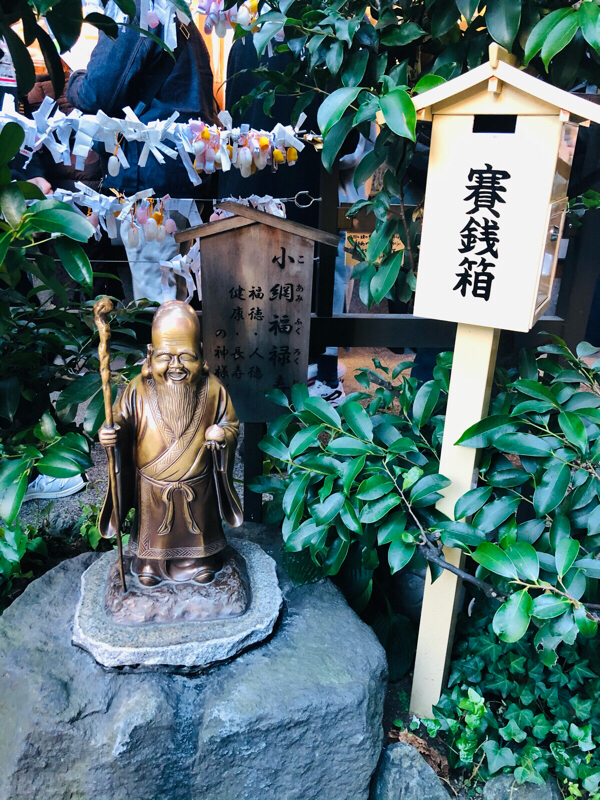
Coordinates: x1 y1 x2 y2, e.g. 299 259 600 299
149 302 203 387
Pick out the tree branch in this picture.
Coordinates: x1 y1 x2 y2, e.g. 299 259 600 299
416 542 509 601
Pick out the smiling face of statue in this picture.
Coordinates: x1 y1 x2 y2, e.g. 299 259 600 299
149 303 203 437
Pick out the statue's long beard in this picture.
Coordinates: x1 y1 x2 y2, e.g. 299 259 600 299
155 380 199 438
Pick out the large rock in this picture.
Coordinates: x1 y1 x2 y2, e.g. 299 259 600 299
370 743 451 800
483 775 561 800
0 523 387 800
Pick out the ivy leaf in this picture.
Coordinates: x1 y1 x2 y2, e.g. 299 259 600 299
378 88 416 142
555 537 580 578
533 463 571 516
483 740 516 774
485 0 522 50
493 590 532 643
317 87 362 136
472 542 518 579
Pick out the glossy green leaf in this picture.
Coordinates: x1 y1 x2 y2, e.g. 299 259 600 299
506 542 539 581
0 183 26 229
483 740 516 774
378 88 416 142
259 434 290 462
472 542 518 578
341 454 366 495
454 486 493 520
517 518 546 545
485 0 522 50
357 474 394 500
541 12 579 69
523 8 573 66
340 500 361 533
456 415 519 447
322 114 355 173
377 511 407 544
381 22 425 46
0 377 21 423
371 250 404 304
0 123 25 167
289 425 325 458
556 537 580 578
311 492 345 525
533 463 571 516
388 540 416 574
28 207 96 242
493 590 532 643
283 472 311 516
531 593 570 619
412 380 440 429
360 493 402 523
437 521 485 548
0 23 35 95
413 74 447 94
342 49 369 87
558 411 588 453
495 433 553 458
410 474 451 504
264 388 290 408
473 496 520 533
574 604 598 638
303 396 341 428
317 87 362 137
327 437 375 456
431 0 459 38
342 400 373 442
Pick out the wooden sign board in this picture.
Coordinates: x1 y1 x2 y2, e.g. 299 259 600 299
413 114 574 333
199 223 314 422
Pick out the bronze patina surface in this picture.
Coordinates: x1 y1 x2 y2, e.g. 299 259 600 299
98 301 244 592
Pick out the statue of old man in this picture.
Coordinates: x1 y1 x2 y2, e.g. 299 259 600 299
98 301 243 587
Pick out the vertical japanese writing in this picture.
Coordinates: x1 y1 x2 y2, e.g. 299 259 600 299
453 163 511 302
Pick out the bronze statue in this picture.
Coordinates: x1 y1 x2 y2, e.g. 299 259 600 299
98 300 243 588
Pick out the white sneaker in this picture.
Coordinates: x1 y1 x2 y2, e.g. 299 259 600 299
24 474 86 501
308 380 346 407
307 362 346 387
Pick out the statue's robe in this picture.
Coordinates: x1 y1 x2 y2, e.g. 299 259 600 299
99 373 242 559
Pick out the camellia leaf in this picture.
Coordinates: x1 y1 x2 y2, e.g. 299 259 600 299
357 474 394 500
378 511 407 545
342 400 374 442
454 486 493 520
473 496 520 534
264 388 290 408
555 537 580 578
412 380 441 429
558 411 588 454
303 397 341 429
317 87 362 137
456 415 519 448
472 542 518 579
342 49 369 87
413 74 447 94
541 12 579 69
322 114 355 174
311 492 345 525
531 593 570 619
327 437 375 456
437 521 485 548
493 590 532 643
456 0 480 23
360 493 402 523
523 8 573 66
289 425 325 458
0 23 36 95
370 250 404 305
378 88 416 142
0 183 27 229
388 540 416 574
485 0 522 50
283 473 311 517
574 557 600 579
258 434 290 462
0 122 25 167
28 207 96 242
505 542 539 581
574 604 598 638
495 433 553 458
533 463 571 516
381 22 425 46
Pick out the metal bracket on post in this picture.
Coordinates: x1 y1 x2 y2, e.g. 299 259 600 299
410 323 500 718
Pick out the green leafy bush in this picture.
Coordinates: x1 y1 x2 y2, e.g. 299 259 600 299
0 122 147 605
421 600 600 797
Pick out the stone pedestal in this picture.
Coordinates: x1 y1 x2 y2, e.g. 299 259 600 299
0 524 387 800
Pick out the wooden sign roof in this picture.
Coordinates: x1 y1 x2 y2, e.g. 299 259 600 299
410 44 600 124
175 200 340 247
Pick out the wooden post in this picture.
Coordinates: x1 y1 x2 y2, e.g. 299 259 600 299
410 323 500 718
243 422 267 523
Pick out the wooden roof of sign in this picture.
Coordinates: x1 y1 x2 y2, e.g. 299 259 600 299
175 200 340 247
407 44 600 124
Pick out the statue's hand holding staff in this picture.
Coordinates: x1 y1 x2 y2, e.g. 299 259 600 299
99 425 119 448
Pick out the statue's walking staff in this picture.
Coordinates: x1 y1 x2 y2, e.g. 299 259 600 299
94 296 127 594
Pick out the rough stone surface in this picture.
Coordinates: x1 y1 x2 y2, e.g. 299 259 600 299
483 775 561 800
73 538 281 669
103 545 250 625
370 743 451 800
0 523 387 800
